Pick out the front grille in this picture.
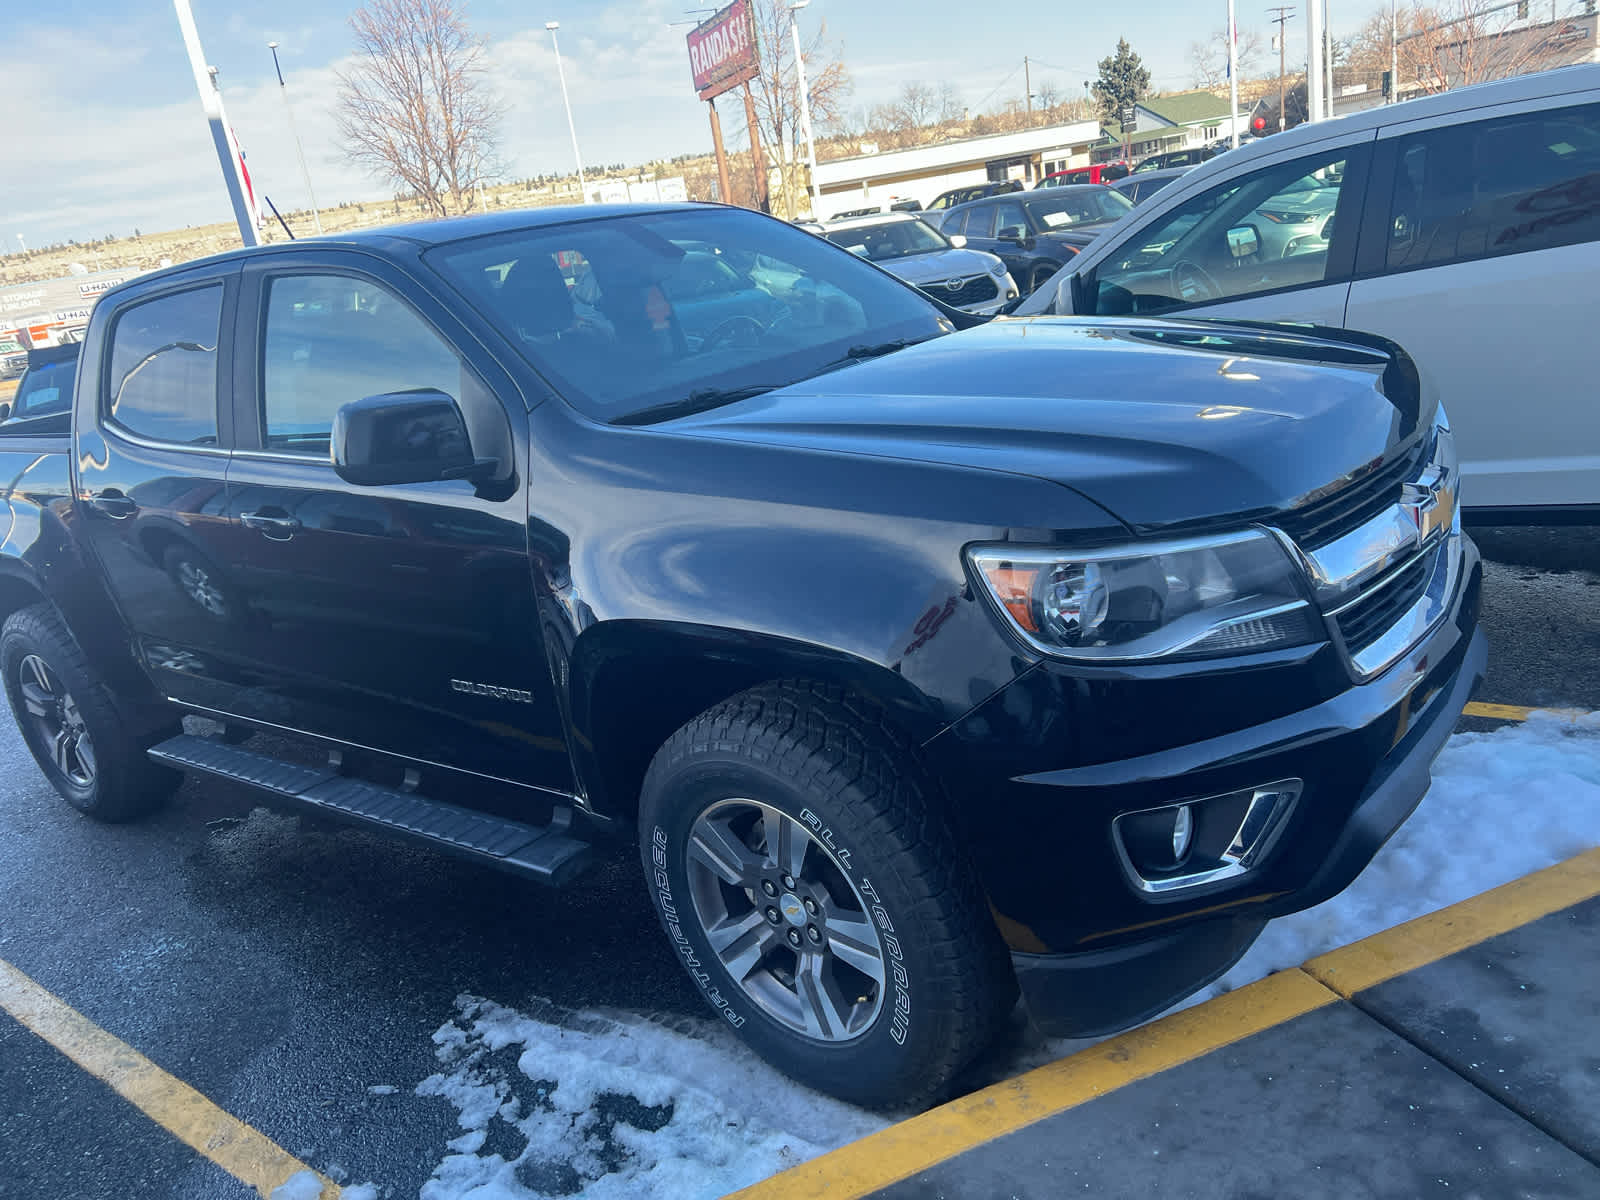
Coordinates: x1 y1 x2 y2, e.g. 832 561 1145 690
925 274 1000 308
1334 553 1431 654
1277 442 1424 547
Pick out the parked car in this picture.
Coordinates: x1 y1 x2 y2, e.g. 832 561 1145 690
1133 146 1217 173
1039 162 1131 187
822 212 1018 315
0 201 1484 1110
1016 63 1600 518
939 185 1135 294
923 179 1025 219
0 344 79 432
1111 165 1194 205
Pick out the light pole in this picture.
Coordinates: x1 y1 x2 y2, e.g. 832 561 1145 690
267 42 323 234
789 1 820 216
546 21 587 203
1390 0 1399 103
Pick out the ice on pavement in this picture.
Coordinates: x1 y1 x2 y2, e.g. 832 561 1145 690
269 1172 378 1200
415 715 1600 1198
415 995 886 1200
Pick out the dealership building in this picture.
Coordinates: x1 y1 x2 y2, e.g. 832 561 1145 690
809 119 1103 218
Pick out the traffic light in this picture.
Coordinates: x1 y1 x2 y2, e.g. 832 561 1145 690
1252 115 1267 133
1382 70 1392 99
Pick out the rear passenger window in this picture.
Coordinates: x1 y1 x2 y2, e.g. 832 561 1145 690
1387 101 1600 271
106 286 222 445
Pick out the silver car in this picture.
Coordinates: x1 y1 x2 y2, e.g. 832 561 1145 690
821 213 1018 315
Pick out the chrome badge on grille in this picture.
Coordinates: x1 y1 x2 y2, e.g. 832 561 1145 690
945 277 965 291
1401 466 1456 546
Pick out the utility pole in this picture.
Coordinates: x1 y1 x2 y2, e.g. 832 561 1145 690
1307 0 1323 123
1024 56 1033 125
1390 0 1399 103
1228 0 1240 147
1324 0 1335 119
1269 6 1296 130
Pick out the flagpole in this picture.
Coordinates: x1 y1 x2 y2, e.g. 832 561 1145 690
1228 0 1240 148
173 0 259 246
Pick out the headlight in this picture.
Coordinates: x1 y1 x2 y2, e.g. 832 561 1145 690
969 530 1320 661
988 260 1008 277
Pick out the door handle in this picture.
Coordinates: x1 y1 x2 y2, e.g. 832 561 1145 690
240 509 302 539
87 490 137 519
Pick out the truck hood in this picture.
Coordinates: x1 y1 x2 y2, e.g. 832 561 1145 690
664 317 1432 534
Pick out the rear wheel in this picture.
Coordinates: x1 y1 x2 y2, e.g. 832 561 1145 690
639 681 1015 1108
1 604 179 821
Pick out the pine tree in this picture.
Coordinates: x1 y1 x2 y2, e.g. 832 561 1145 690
1092 39 1152 124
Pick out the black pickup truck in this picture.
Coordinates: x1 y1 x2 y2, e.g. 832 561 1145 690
0 203 1484 1107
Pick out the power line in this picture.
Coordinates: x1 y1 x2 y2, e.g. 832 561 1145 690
972 61 1025 114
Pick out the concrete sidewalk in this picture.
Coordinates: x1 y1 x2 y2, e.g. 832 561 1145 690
730 849 1600 1200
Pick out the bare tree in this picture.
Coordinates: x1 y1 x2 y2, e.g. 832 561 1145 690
893 81 939 130
1189 26 1264 90
336 0 501 218
935 81 966 124
1347 2 1570 97
748 0 853 163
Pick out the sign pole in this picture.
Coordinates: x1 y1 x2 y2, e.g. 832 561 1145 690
741 82 770 214
708 99 734 204
173 0 259 247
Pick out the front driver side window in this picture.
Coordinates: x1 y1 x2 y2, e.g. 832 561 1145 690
1085 149 1353 315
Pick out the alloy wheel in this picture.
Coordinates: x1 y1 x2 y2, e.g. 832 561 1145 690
17 653 96 787
685 798 886 1042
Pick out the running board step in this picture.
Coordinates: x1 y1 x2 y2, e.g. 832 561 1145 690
148 734 592 886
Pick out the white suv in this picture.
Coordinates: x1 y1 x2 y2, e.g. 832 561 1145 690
1018 64 1600 520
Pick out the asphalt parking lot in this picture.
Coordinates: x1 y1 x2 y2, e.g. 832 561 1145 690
0 525 1596 1200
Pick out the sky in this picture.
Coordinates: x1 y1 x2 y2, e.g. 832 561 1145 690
5 0 1403 249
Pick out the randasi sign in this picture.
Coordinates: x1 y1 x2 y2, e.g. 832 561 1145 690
686 0 759 102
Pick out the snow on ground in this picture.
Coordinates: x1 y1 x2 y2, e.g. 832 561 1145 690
412 715 1600 1199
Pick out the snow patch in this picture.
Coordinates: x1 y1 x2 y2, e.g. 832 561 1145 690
415 995 885 1200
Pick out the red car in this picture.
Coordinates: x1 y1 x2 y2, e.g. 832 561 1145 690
1039 161 1130 187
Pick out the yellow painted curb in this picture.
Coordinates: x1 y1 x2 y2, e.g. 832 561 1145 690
1304 846 1600 997
729 848 1600 1200
723 969 1337 1200
1462 701 1589 723
0 958 338 1199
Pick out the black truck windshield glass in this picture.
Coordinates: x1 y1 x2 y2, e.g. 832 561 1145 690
424 207 948 423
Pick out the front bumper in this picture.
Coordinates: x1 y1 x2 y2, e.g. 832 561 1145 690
927 540 1485 1037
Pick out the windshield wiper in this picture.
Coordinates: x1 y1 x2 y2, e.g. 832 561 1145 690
611 384 779 426
827 337 933 366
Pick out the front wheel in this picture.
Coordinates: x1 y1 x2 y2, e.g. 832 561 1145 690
1 604 179 821
639 682 1015 1108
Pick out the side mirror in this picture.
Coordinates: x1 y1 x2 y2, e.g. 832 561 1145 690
0 401 11 423
1226 223 1262 259
332 389 494 487
997 225 1026 242
947 234 968 248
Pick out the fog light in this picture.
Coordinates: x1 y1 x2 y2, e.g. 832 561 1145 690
1171 803 1194 860
1117 803 1194 875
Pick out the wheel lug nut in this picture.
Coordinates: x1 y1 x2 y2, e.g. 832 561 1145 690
786 929 802 948
803 896 818 916
807 925 821 944
766 907 781 924
781 874 796 889
761 879 777 896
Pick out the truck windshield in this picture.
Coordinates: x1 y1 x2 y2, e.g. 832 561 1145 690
423 207 950 424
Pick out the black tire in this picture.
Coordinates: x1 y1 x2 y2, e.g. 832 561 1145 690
1 603 180 822
638 681 1016 1108
162 543 240 622
1027 262 1062 296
